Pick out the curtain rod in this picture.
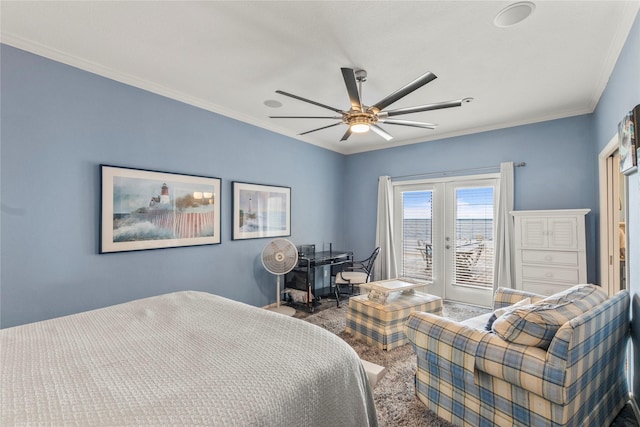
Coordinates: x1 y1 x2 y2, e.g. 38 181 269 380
391 162 526 181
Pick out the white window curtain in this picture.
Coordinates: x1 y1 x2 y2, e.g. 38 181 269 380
375 176 398 280
493 162 515 291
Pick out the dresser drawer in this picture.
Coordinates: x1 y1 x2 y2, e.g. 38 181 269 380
522 281 573 296
521 265 579 283
521 250 578 267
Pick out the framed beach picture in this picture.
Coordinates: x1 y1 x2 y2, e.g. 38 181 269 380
232 182 291 240
618 106 638 175
100 165 221 253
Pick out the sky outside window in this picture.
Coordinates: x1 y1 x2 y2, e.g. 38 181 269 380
403 187 494 219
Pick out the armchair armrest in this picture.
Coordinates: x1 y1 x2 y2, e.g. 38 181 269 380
475 333 567 404
404 312 486 383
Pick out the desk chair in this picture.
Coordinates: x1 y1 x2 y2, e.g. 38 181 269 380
334 247 380 306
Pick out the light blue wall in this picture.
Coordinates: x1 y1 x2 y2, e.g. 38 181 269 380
343 115 599 282
0 45 346 328
593 11 640 408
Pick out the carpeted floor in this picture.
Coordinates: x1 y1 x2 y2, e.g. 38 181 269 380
295 298 638 427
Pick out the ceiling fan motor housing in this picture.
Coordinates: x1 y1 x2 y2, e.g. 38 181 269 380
355 69 367 82
344 111 377 129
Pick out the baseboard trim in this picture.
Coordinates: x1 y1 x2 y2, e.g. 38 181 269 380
629 393 640 422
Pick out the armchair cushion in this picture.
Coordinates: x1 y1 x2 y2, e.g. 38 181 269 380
491 284 608 349
336 271 369 284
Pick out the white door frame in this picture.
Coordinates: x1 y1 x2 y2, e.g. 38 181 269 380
598 132 633 400
598 133 627 295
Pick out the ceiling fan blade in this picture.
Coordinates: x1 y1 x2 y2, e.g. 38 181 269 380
270 116 343 119
299 122 343 136
381 98 473 117
379 120 437 130
379 119 438 130
370 125 393 141
275 90 345 114
369 71 437 113
340 128 353 141
341 68 363 112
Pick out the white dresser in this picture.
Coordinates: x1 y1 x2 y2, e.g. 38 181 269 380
511 209 590 296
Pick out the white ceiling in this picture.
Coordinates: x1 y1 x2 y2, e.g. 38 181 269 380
1 1 638 155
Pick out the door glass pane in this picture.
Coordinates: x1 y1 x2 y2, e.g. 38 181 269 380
454 187 494 287
401 190 433 281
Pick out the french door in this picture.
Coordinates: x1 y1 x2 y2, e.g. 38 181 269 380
393 176 497 306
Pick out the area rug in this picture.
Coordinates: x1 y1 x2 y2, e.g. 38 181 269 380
298 299 638 427
297 299 488 427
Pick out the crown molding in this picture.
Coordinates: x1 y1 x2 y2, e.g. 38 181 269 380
587 1 640 111
0 33 295 145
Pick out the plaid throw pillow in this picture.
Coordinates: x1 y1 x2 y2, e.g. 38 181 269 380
484 297 532 331
492 284 608 349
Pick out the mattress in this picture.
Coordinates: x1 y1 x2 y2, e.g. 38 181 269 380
1 291 377 426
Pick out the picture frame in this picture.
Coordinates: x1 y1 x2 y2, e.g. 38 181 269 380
100 165 221 253
618 105 639 175
232 181 291 240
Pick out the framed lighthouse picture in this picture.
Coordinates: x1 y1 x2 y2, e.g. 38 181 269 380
100 165 221 253
232 181 291 240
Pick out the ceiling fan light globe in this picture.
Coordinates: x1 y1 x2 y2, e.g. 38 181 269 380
351 123 370 133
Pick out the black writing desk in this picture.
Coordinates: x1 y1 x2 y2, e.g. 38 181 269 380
285 250 353 312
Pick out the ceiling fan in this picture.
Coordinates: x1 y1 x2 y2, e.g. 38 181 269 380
270 68 473 142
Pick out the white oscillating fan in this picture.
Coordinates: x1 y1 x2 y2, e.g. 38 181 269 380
261 238 299 316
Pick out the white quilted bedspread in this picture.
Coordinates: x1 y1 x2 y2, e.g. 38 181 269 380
1 291 377 426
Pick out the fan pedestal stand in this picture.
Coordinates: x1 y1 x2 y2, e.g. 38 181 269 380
262 239 298 317
266 275 296 317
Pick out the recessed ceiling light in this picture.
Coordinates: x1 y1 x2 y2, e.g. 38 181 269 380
494 2 535 27
264 99 282 108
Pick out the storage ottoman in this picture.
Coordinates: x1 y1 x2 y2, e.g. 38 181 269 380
345 291 442 351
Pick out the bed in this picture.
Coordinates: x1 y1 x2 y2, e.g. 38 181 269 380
1 291 378 426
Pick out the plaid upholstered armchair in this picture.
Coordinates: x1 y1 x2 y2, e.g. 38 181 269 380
404 284 630 427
